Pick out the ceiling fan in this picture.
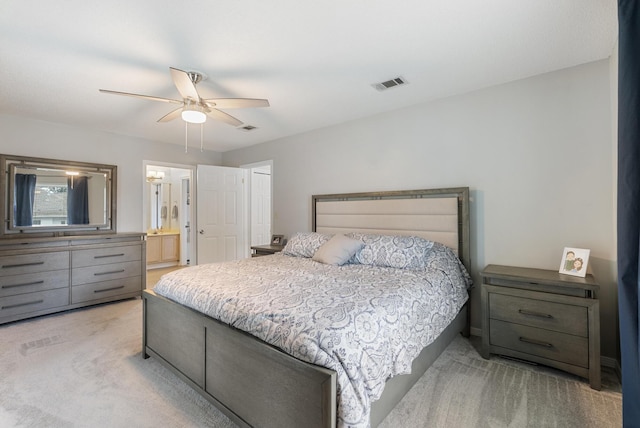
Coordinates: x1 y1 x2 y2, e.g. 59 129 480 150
99 67 269 127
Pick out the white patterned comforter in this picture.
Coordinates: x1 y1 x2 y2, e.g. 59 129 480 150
153 242 471 428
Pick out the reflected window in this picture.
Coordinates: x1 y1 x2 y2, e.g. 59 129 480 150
33 184 68 226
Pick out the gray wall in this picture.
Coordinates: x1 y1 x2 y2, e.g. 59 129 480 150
0 115 222 232
222 59 617 361
0 59 618 362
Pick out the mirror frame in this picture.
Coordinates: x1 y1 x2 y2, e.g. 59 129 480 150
0 154 117 238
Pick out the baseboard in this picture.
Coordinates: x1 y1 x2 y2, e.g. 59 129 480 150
601 356 622 380
470 327 482 337
601 356 616 368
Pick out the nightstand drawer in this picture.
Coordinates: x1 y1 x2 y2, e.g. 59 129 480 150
490 319 588 368
490 293 588 337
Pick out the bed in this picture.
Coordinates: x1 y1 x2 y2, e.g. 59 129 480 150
142 187 471 428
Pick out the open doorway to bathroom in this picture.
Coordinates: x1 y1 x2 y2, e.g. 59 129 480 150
143 162 195 281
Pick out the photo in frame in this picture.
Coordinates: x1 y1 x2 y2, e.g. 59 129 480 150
559 247 590 277
271 234 284 246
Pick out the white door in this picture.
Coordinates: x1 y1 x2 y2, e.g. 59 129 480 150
250 167 272 246
196 165 248 264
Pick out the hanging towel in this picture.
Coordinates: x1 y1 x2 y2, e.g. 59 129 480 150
161 204 168 219
172 204 178 219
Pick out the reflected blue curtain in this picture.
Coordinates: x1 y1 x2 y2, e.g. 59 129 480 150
67 176 89 224
617 1 640 426
14 173 36 226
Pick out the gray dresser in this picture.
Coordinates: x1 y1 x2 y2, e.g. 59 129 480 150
480 264 600 390
0 233 145 324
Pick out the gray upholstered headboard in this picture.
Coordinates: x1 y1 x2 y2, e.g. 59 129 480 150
312 188 470 270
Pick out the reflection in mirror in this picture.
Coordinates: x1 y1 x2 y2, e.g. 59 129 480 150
12 166 108 227
148 182 176 233
1 154 116 237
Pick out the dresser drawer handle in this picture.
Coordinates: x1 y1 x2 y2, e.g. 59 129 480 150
94 269 126 276
2 280 45 289
94 253 125 259
2 299 44 310
518 309 553 319
519 336 553 348
1 261 45 269
94 285 125 293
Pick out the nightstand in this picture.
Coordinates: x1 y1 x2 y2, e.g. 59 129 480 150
250 244 284 257
480 264 601 390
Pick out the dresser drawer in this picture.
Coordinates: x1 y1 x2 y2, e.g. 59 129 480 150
0 288 69 318
0 252 69 277
0 270 69 298
490 319 589 368
72 244 141 268
72 261 142 286
71 276 141 304
490 293 588 337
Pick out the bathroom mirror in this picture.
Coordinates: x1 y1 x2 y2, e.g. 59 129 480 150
1 154 116 237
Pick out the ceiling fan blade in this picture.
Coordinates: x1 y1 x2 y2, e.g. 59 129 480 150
203 98 270 109
99 89 182 104
170 67 200 101
205 108 243 127
157 107 184 123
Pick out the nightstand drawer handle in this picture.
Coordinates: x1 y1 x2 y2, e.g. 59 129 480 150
519 336 553 348
518 309 553 319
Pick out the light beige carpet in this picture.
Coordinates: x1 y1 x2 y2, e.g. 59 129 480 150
0 298 622 428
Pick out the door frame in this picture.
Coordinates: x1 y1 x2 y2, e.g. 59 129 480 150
142 160 196 267
240 160 274 247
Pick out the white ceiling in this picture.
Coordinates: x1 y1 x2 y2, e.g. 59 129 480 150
0 1 618 153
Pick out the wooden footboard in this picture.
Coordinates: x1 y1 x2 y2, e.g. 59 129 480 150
143 289 337 428
143 289 468 428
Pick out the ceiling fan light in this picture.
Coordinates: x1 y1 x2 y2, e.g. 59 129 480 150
182 105 206 124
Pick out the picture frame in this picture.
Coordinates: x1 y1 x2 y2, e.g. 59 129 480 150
559 247 590 277
271 234 284 246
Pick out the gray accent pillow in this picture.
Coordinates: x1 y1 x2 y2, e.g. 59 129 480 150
282 232 331 258
347 233 434 269
312 234 364 266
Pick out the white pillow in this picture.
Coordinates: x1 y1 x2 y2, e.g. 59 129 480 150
312 234 364 266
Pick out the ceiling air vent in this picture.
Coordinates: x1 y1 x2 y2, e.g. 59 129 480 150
372 76 408 91
238 125 258 132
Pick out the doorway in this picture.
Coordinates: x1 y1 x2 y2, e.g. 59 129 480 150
242 160 273 246
143 162 195 271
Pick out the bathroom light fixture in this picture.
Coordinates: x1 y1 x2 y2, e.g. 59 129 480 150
146 170 165 182
181 101 206 124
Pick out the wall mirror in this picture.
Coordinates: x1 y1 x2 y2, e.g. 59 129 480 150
1 154 116 237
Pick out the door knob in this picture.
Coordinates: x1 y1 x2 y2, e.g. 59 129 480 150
199 229 204 234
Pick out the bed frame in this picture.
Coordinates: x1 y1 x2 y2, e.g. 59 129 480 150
142 187 470 428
